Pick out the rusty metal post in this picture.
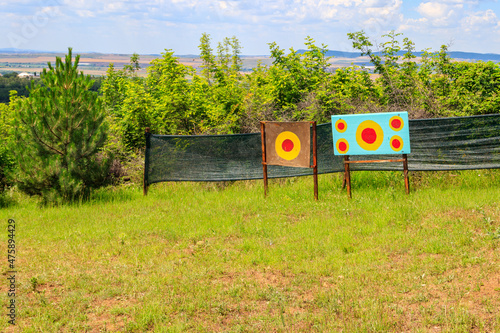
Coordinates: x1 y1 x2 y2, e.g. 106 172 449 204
260 122 268 198
344 155 351 199
143 127 151 196
403 154 410 194
311 121 318 200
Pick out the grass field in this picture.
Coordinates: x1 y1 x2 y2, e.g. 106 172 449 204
1 170 499 332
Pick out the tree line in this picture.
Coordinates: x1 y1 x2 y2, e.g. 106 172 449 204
101 31 500 150
1 31 500 204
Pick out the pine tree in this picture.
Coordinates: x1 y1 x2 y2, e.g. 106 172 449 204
12 48 111 204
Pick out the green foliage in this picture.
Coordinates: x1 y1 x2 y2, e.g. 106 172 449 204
240 36 383 126
240 36 341 127
100 31 500 152
147 49 198 135
0 73 37 103
199 33 218 85
102 50 198 150
0 101 15 193
194 33 245 134
101 34 246 145
439 61 500 116
348 30 428 114
267 36 331 117
11 48 112 204
349 30 500 117
325 66 382 115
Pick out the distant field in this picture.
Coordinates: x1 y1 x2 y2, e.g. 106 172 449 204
0 52 373 77
3 46 500 79
1 50 492 78
0 53 273 76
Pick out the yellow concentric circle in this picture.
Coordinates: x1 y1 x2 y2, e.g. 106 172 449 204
355 120 384 151
335 119 348 133
390 135 404 152
275 131 301 161
336 138 349 154
389 116 404 131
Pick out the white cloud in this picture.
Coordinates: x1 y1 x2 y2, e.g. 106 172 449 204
416 1 463 26
398 17 429 31
2 0 500 54
76 9 94 17
363 0 402 17
462 9 499 31
418 1 451 18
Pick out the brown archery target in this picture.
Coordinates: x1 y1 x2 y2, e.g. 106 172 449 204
264 122 311 168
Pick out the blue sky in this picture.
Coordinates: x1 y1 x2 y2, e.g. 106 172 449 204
2 0 500 55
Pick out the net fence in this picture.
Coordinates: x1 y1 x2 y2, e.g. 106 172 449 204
145 114 500 185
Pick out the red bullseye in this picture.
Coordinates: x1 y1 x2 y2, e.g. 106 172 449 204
392 139 401 149
336 138 349 154
356 120 384 151
361 128 377 144
390 135 403 152
335 119 347 133
275 131 302 161
389 115 404 131
391 119 401 129
282 139 294 152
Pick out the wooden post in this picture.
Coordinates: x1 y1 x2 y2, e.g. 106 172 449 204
344 155 351 199
342 155 410 197
403 154 410 195
143 127 150 196
311 121 318 200
260 122 268 198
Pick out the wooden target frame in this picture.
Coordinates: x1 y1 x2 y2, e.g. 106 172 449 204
342 155 410 198
260 121 318 200
332 112 411 198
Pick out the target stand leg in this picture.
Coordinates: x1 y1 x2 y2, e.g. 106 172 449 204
260 122 269 198
403 154 410 195
344 155 352 198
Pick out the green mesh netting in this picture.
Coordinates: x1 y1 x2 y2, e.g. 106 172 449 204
145 114 500 185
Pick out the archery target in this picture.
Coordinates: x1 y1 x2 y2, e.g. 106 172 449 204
264 122 311 167
331 112 411 155
275 131 301 161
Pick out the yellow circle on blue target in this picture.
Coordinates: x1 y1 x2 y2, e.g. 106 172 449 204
390 135 404 152
336 138 349 154
389 116 404 131
356 120 384 151
335 119 347 133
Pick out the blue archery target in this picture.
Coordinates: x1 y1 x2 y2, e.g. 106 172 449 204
331 112 411 155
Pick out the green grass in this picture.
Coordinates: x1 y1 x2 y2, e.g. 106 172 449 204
1 170 499 332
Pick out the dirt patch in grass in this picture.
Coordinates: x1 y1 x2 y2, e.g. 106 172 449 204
397 249 500 330
84 296 139 333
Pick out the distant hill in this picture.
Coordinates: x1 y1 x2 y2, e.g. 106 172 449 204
447 51 500 62
296 49 500 62
0 48 59 54
2 48 500 62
